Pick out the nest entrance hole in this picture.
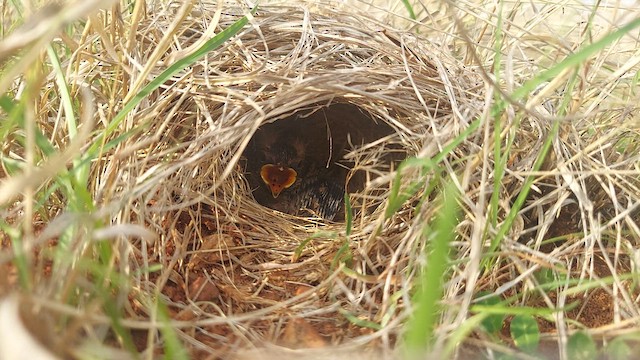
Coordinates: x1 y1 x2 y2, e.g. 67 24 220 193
243 103 400 221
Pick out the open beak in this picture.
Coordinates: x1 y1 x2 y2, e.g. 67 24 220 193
260 164 297 198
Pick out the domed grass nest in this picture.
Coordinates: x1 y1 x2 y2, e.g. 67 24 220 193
101 2 481 356
3 0 640 359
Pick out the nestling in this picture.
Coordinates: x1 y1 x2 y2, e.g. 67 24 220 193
242 103 399 221
259 138 305 198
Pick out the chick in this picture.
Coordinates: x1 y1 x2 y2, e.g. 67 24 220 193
245 131 346 220
297 177 345 221
259 138 305 198
243 105 392 221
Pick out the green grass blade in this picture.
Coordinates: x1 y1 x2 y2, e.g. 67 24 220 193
442 313 489 358
403 180 459 357
0 220 31 289
157 299 189 360
401 0 417 20
47 44 90 186
339 308 382 330
344 192 353 237
470 304 565 316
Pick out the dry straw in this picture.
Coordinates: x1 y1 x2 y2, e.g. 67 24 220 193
95 1 483 356
2 0 640 358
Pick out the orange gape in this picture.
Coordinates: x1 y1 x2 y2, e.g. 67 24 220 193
260 164 298 198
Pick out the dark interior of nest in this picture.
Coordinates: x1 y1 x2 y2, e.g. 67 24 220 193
242 103 404 222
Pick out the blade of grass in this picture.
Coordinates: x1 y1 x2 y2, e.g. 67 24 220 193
47 44 90 186
470 304 564 316
0 220 31 289
344 192 353 237
488 1 506 230
292 230 337 262
331 238 352 270
401 0 417 20
88 252 139 357
339 308 383 330
403 180 459 357
156 299 189 360
483 68 579 271
442 313 489 358
494 17 640 114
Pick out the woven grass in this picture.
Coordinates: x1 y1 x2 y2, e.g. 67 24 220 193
110 3 480 356
1 0 640 359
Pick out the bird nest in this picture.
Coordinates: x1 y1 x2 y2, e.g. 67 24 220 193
4 0 640 358
101 2 482 356
91 3 496 355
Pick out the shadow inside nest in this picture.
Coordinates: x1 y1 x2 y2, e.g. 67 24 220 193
242 103 404 222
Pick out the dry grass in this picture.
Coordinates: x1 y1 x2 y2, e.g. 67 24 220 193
1 0 640 359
